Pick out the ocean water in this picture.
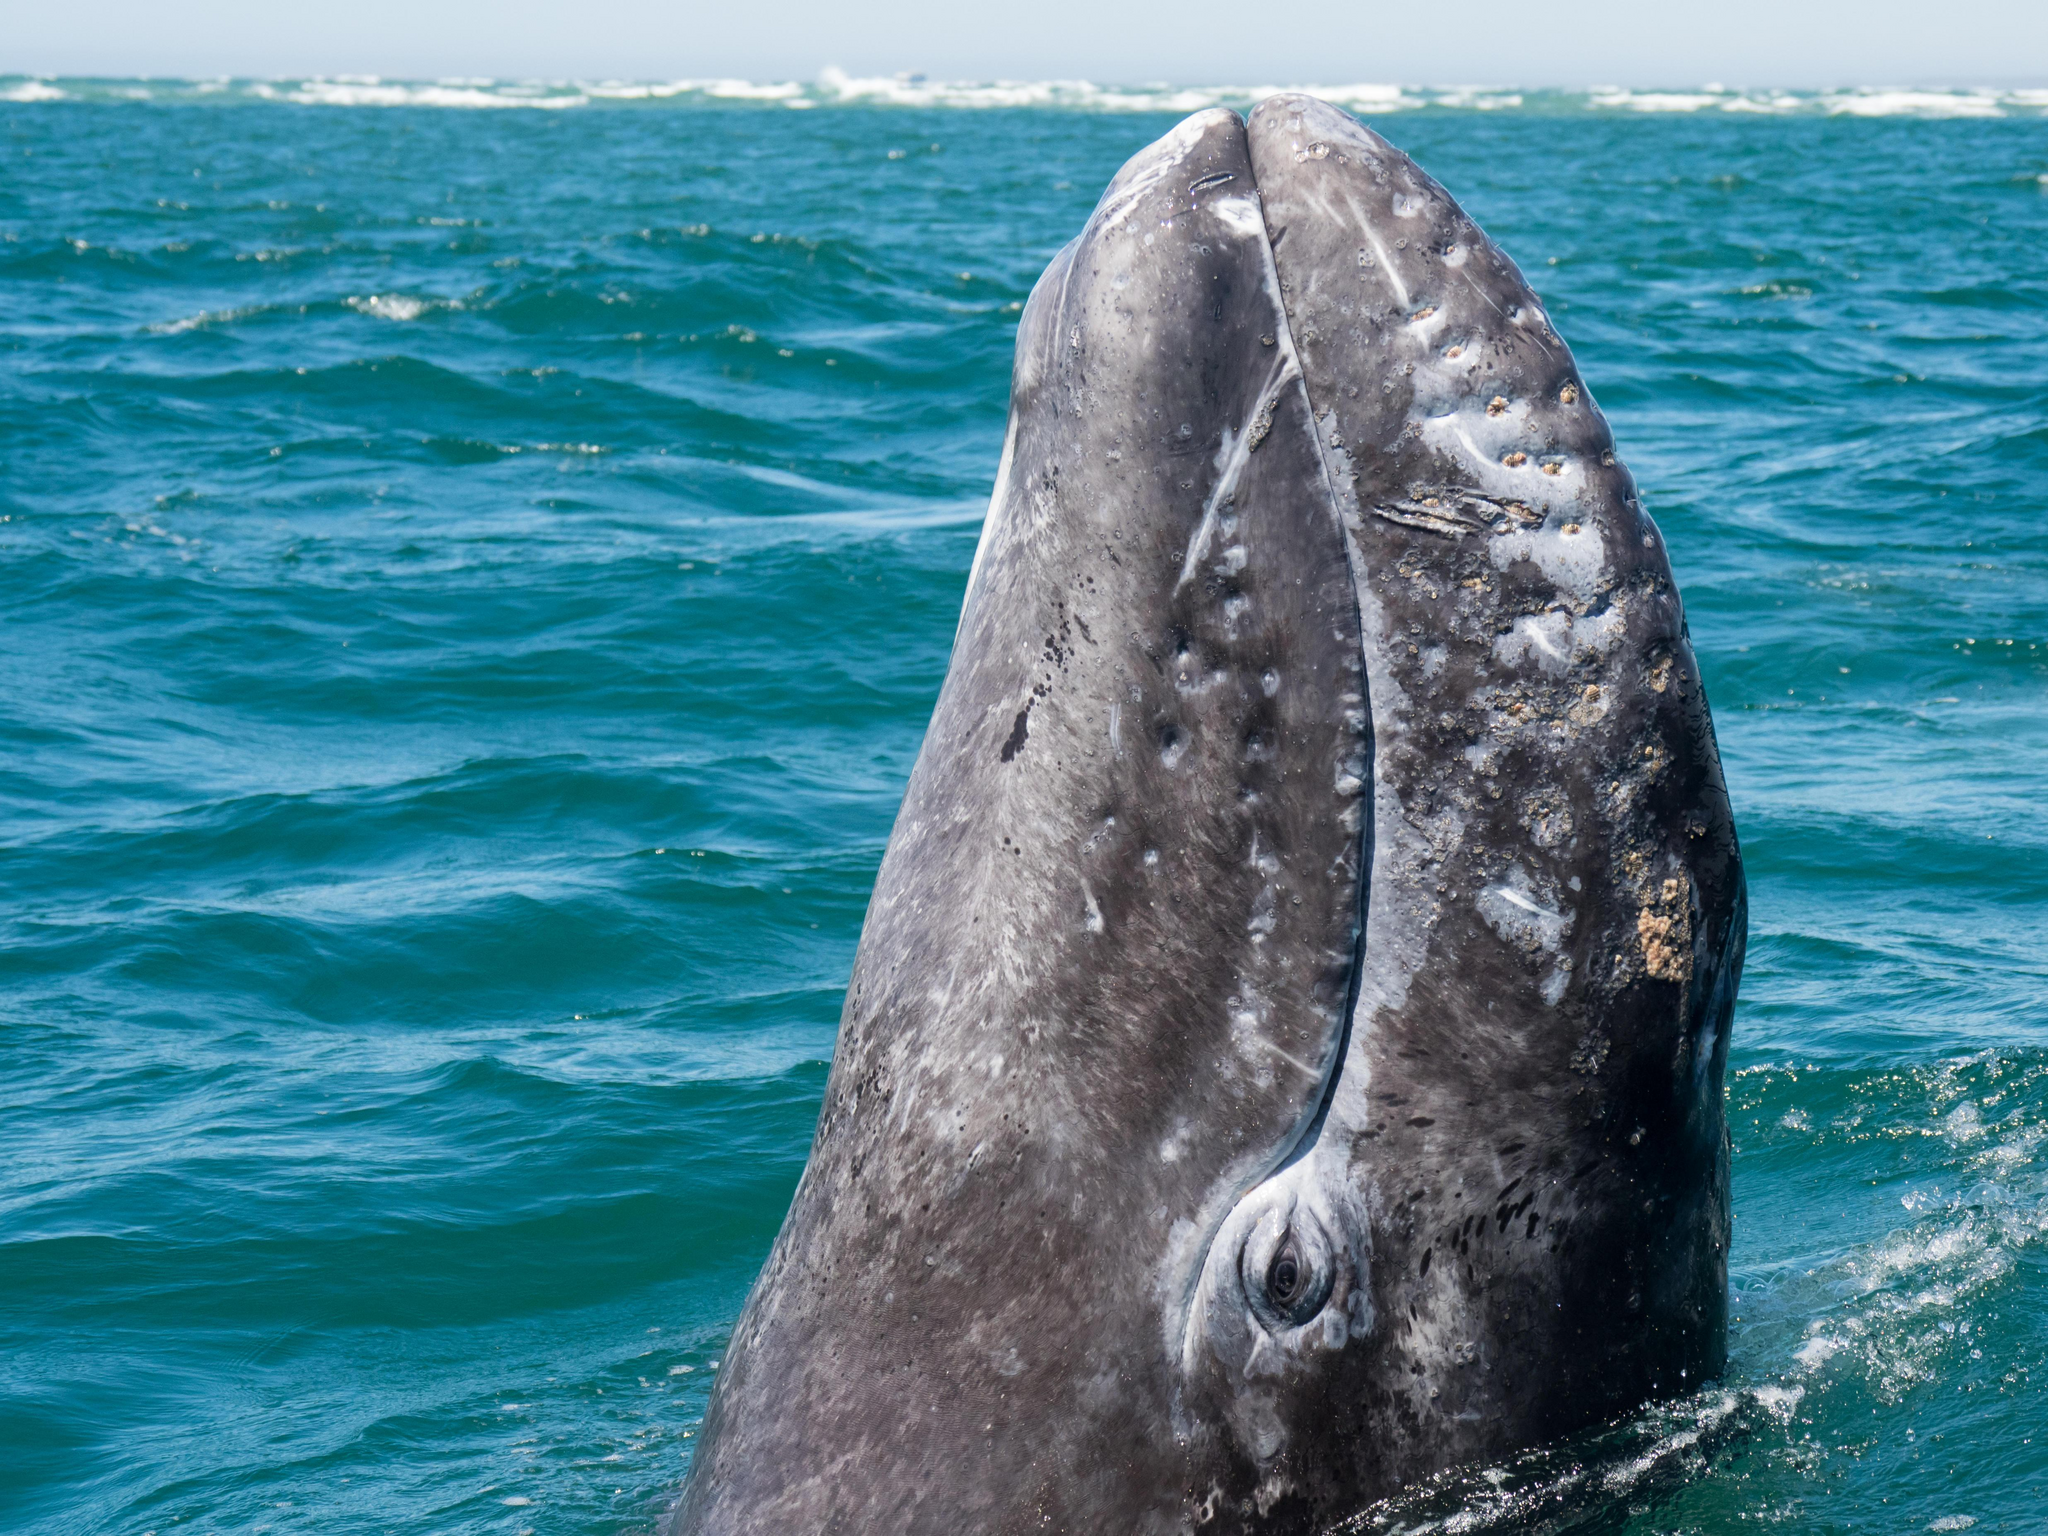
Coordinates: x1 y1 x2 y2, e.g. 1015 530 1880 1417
2 82 2045 1536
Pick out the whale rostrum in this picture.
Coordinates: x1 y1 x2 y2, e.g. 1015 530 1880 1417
670 96 1744 1536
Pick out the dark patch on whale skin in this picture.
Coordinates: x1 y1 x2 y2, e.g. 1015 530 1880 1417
999 701 1031 761
671 109 1369 1536
1207 96 1745 1518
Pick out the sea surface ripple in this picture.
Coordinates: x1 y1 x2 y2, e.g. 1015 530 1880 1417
2 90 2045 1536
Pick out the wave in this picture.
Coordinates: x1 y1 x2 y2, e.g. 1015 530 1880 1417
4 73 2046 116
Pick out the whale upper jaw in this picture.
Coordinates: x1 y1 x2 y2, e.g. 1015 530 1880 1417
670 96 1743 1536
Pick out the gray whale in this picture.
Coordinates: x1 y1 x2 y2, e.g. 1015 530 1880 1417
670 95 1744 1536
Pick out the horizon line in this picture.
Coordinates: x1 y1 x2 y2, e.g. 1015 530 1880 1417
7 70 2048 89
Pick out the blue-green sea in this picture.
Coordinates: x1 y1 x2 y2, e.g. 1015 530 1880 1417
3 78 2046 1536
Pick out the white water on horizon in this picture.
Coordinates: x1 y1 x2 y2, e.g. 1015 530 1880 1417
4 72 2046 115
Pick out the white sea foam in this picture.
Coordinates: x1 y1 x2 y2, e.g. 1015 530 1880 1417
8 75 2044 116
346 293 438 321
252 78 591 109
144 304 268 335
1590 85 2029 117
1763 1054 2048 1411
1824 89 2007 117
1589 90 1728 112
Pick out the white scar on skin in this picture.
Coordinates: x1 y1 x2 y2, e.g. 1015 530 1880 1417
1176 353 1297 592
1345 196 1411 309
1497 888 1560 920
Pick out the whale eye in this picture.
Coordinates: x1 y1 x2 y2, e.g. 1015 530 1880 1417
1268 1242 1305 1307
1240 1210 1335 1330
1263 1232 1329 1323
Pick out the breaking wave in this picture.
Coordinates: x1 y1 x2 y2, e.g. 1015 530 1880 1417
4 74 2046 116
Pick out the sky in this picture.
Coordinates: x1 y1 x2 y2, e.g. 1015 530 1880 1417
4 0 2047 87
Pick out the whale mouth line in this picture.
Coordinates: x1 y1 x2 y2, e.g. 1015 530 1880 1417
1165 108 1375 1373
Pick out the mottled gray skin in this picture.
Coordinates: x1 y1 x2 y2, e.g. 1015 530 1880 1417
672 98 1744 1536
673 108 1371 1536
1171 96 1745 1524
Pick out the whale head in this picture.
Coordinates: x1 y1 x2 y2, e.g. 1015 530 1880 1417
671 96 1743 1536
